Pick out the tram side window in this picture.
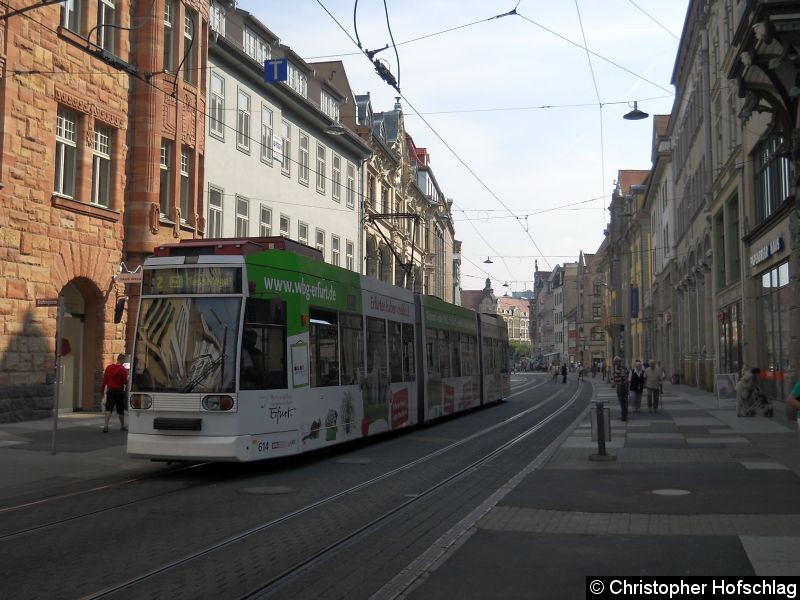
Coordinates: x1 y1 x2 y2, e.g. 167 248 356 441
388 320 403 383
460 334 474 376
438 329 451 378
402 323 415 381
241 298 286 389
426 328 438 377
339 312 363 385
484 337 494 370
366 316 387 386
451 333 461 377
310 308 339 387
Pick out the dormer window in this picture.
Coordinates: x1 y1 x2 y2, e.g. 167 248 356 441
321 91 339 121
210 1 225 35
287 63 307 97
244 27 270 64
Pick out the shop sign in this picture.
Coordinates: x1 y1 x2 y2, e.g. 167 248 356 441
749 237 783 268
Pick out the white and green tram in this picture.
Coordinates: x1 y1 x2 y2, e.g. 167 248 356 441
127 237 510 462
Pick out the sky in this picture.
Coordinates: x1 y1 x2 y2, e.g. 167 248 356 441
238 0 689 295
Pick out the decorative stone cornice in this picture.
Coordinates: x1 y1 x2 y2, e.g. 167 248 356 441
54 87 126 129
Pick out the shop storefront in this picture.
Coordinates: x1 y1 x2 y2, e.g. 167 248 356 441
749 226 792 404
756 260 791 402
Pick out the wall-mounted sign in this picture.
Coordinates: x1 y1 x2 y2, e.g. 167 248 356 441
115 272 142 285
264 58 288 83
750 236 783 268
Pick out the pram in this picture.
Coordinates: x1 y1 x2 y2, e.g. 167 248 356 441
745 384 773 417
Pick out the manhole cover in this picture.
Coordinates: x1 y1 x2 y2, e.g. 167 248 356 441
650 488 691 496
242 486 294 495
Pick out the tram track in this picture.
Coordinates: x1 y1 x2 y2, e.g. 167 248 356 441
77 377 580 600
0 377 547 544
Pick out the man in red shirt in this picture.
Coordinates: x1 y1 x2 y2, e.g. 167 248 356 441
101 354 128 433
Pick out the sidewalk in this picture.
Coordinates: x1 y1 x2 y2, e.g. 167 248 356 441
406 381 800 599
0 411 159 503
3 384 800 596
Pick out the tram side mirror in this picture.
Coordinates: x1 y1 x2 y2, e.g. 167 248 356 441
114 297 127 324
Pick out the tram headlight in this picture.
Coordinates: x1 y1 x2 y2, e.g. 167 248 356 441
129 393 153 410
202 394 235 411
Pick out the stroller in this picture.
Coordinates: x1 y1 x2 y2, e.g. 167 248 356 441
746 383 773 417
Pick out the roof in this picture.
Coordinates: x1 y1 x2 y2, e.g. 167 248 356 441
617 170 649 195
654 114 669 137
460 290 483 312
497 297 530 315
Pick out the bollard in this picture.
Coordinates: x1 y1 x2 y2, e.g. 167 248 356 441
596 400 607 455
590 400 616 462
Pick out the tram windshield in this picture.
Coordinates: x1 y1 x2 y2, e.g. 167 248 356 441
131 297 240 393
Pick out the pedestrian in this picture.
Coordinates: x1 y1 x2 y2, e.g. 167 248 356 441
644 359 666 412
101 353 128 433
735 367 760 417
591 363 596 378
629 360 645 413
578 363 585 381
561 363 567 384
613 356 629 421
788 378 800 431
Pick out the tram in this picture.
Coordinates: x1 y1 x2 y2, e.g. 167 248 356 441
127 237 510 462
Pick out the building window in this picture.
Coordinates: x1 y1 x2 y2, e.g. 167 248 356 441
281 120 291 175
320 90 339 121
332 154 341 202
260 105 273 164
237 89 251 152
91 124 111 207
159 139 172 217
259 205 272 236
331 235 340 266
163 0 174 72
180 147 191 222
244 27 270 63
316 144 326 194
97 0 116 53
235 195 249 236
346 162 355 208
298 221 308 244
346 240 354 271
183 10 196 84
726 196 740 283
208 185 223 237
210 1 225 35
61 0 81 32
298 132 309 185
315 229 325 256
754 135 791 224
287 63 307 97
54 107 78 199
714 209 726 289
209 73 225 139
280 214 289 236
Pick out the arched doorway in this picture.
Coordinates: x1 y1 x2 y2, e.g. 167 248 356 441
58 279 103 412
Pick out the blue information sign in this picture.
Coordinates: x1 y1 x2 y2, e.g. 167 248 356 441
264 58 288 83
